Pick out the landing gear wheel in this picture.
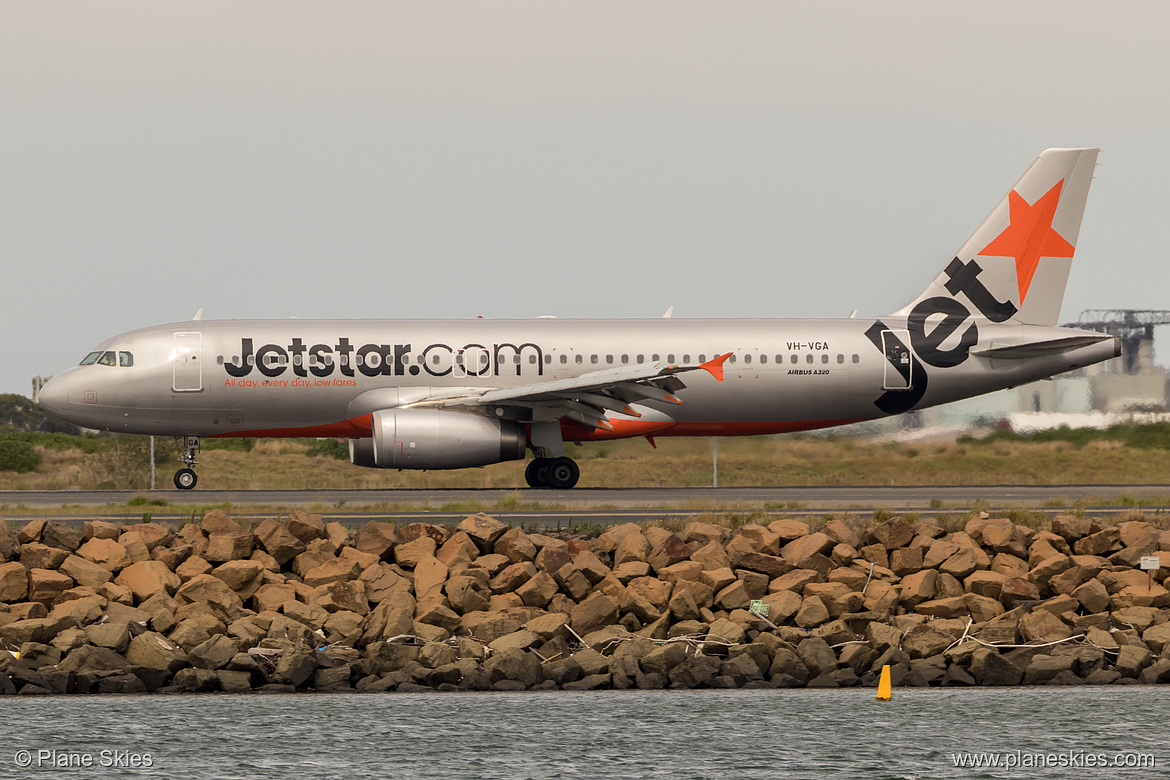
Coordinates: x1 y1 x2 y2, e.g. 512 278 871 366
525 458 550 488
545 457 580 490
174 468 198 490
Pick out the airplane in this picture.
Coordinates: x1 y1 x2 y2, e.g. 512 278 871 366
38 148 1119 491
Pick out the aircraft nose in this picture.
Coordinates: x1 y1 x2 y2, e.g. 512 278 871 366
38 374 71 417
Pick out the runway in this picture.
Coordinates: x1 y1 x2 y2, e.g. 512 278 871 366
2 484 1168 528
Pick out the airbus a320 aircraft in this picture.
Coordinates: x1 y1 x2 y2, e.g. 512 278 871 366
39 148 1119 490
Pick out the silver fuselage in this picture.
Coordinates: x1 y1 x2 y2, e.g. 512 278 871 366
38 316 1119 440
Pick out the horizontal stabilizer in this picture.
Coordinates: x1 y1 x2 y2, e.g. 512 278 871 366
970 334 1113 360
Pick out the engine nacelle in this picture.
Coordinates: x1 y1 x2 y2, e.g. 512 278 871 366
349 408 526 470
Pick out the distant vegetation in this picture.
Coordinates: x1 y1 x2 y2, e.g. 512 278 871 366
0 393 80 435
962 422 1170 450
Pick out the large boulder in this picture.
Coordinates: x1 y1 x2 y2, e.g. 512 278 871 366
254 519 307 565
115 561 182 601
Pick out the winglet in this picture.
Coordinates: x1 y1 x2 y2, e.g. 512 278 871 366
700 352 733 382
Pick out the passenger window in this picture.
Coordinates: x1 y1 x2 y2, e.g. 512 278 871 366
683 354 690 363
293 354 302 366
606 355 614 364
726 355 734 364
744 354 752 364
852 354 860 364
699 354 706 363
591 355 598 364
560 354 567 364
529 355 537 364
621 354 629 364
217 356 225 365
806 354 813 364
97 351 116 366
79 351 102 366
651 354 659 362
575 354 583 364
355 354 364 366
760 354 767 364
247 355 255 366
118 352 133 367
837 354 844 364
667 354 675 363
776 355 782 364
821 354 829 364
636 355 644 364
790 355 798 364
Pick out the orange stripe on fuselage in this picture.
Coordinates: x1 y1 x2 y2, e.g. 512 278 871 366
210 414 374 439
562 418 868 441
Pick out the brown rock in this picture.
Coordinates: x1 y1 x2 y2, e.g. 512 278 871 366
902 624 953 659
490 561 537 594
1000 577 1041 608
204 531 255 563
59 555 113 589
254 518 307 565
437 533 480 569
354 521 398 559
857 543 889 569
737 552 791 579
176 555 213 581
768 519 810 542
794 595 829 628
780 533 835 565
17 518 46 544
0 560 28 601
445 575 491 614
613 531 651 568
1051 514 1092 543
921 539 959 569
869 517 915 550
113 561 180 601
212 560 265 594
899 569 938 608
413 556 449 599
303 557 362 588
494 527 538 563
515 571 558 608
21 542 69 571
286 511 326 543
175 573 243 609
915 596 969 619
393 536 437 569
41 521 84 552
28 568 74 605
1074 527 1120 557
890 547 924 577
965 570 1007 599
457 513 508 552
647 534 692 572
570 592 619 635
939 548 979 579
1020 609 1074 643
1070 578 1110 614
75 538 131 573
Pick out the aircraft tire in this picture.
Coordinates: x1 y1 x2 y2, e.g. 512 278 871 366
545 457 580 490
174 468 198 490
524 458 549 488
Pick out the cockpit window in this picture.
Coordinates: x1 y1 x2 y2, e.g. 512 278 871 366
96 351 116 366
79 351 102 366
119 351 134 367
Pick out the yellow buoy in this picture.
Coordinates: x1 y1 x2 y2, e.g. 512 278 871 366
876 664 892 701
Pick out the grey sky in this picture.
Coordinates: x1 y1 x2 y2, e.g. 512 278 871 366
3 1 1168 396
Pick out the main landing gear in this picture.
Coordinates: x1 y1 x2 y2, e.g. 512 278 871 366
524 457 580 490
174 435 200 490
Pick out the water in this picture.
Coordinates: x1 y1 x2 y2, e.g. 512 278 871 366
1 688 1166 779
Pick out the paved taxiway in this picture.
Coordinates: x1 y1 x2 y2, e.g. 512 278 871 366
1 485 1168 529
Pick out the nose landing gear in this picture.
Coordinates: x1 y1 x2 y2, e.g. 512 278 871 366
524 456 580 489
174 436 200 490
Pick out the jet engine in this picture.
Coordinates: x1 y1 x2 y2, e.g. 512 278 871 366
349 408 526 469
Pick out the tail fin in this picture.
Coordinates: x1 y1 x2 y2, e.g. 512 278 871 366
891 147 1098 326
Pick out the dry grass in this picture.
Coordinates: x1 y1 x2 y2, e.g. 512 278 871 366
5 432 1170 491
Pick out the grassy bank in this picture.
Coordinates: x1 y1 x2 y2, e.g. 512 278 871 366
3 424 1170 491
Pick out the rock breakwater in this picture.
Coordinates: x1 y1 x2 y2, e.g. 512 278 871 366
2 510 1169 694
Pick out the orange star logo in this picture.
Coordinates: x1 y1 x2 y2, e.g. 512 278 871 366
978 179 1075 304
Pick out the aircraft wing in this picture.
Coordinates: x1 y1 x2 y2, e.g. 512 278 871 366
411 353 731 430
